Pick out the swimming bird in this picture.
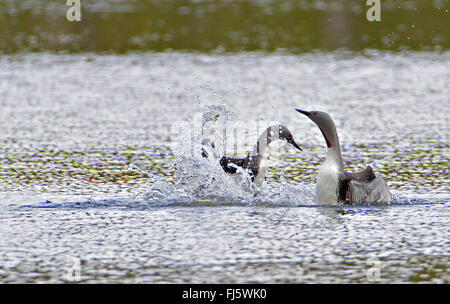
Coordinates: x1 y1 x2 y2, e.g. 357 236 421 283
203 125 302 185
295 109 392 205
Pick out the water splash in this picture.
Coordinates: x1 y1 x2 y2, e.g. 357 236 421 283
130 104 316 207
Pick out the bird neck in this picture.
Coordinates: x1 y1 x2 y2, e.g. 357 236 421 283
249 126 277 164
320 121 344 169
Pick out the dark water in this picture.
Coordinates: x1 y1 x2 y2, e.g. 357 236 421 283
0 52 449 283
0 0 448 53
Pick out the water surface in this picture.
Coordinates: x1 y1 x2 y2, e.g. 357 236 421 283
0 52 449 283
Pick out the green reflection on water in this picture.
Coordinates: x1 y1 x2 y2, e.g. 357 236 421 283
0 146 175 198
0 0 448 54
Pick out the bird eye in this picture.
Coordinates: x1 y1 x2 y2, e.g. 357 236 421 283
313 112 317 115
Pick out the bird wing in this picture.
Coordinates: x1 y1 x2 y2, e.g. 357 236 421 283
219 156 248 174
347 175 392 204
338 166 376 203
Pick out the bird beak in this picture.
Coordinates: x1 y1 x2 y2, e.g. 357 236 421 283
295 108 311 117
289 139 302 151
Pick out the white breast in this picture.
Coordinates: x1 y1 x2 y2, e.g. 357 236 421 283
316 158 340 205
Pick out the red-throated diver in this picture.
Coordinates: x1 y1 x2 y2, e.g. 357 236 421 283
203 125 302 185
295 109 392 205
